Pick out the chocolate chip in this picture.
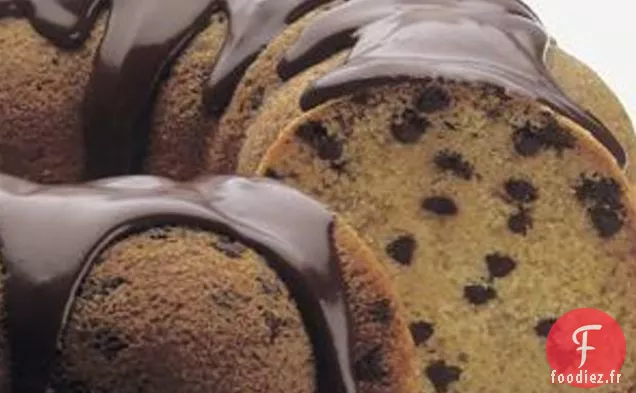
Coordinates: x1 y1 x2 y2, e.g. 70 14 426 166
575 175 626 237
464 285 497 305
386 235 416 265
415 85 451 113
513 126 542 156
534 318 557 337
575 175 623 210
504 179 538 203
485 253 517 278
513 121 575 157
93 328 128 361
391 109 430 143
425 361 462 393
538 120 576 153
354 345 388 382
264 168 283 180
212 236 247 258
409 321 434 345
296 121 343 160
508 209 533 235
434 150 474 180
369 299 393 324
589 206 623 238
422 197 458 216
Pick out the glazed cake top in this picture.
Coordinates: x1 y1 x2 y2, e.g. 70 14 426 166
0 0 625 178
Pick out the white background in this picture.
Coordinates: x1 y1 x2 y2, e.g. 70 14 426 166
527 0 635 124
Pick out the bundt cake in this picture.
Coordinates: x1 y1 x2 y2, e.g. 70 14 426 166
1 0 635 393
0 174 420 392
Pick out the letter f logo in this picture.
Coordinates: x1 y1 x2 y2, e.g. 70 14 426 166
572 325 602 368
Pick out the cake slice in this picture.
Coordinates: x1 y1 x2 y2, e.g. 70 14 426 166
0 175 420 393
255 75 636 393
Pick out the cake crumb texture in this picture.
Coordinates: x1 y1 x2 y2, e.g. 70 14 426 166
256 80 636 393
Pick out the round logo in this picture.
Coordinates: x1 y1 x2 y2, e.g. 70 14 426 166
546 308 626 388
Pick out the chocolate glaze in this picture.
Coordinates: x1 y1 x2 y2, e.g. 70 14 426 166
0 0 20 17
0 175 356 393
0 0 326 178
203 0 331 115
82 0 220 178
278 0 538 79
278 0 626 167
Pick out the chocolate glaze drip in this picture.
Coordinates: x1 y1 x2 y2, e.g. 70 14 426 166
203 0 330 115
278 0 626 167
0 0 20 17
0 0 326 178
83 0 220 178
278 0 538 79
0 175 356 393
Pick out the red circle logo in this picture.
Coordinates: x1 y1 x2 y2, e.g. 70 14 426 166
546 308 626 388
